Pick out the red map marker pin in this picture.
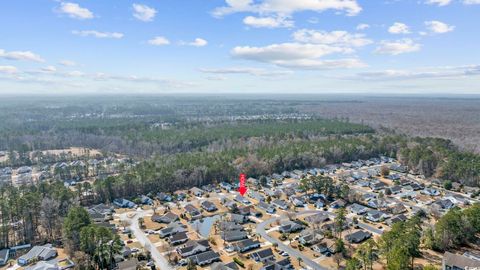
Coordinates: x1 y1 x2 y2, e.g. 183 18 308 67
239 173 247 196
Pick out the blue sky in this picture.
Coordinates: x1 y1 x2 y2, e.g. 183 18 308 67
0 0 479 94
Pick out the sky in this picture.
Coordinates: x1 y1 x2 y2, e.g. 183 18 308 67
0 0 479 95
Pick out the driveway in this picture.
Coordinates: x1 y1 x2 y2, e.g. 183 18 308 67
120 209 173 270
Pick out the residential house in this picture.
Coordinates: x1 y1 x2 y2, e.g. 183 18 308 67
388 203 408 215
192 251 220 266
312 243 333 256
201 201 218 212
366 210 389 222
433 199 455 211
229 213 248 224
113 198 136 209
348 203 369 215
185 204 202 220
442 251 480 270
279 220 304 233
444 195 470 206
152 212 179 224
232 239 261 253
346 231 372 244
140 195 153 205
250 248 275 263
304 213 330 224
169 232 189 245
370 182 387 192
249 191 265 202
221 198 238 211
159 222 187 238
177 240 210 258
367 199 387 210
156 192 172 202
220 182 233 191
289 196 305 207
221 230 247 242
17 244 57 266
330 199 346 209
298 230 323 246
237 205 255 216
234 194 251 205
219 221 243 231
386 214 407 226
422 188 440 196
258 201 276 214
210 262 239 270
117 258 139 270
387 185 402 195
273 199 289 210
190 187 204 197
261 258 292 270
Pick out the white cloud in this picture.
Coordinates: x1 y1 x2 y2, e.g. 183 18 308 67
231 43 365 69
356 23 370 30
199 67 292 77
58 2 93 19
375 39 421 55
59 60 77 67
463 0 480 4
425 0 452 6
182 38 208 47
243 16 294 28
41 66 57 73
293 29 372 47
132 4 157 22
213 0 362 17
148 36 170 46
72 30 124 39
0 66 18 74
388 22 410 34
0 49 45 62
354 65 480 80
425 20 455 34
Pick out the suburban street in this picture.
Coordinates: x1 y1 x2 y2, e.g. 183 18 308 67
119 209 173 270
255 209 382 270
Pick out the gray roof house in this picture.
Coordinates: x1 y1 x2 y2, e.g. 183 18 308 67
232 239 261 253
169 232 189 245
185 204 202 220
346 231 372 244
221 230 248 242
258 201 276 214
192 251 221 266
261 258 292 270
442 251 480 270
159 222 187 238
17 244 57 266
366 210 389 222
348 203 370 215
279 220 304 233
177 240 210 258
190 187 205 197
305 213 330 224
272 199 289 210
250 248 275 263
201 201 218 212
152 212 179 224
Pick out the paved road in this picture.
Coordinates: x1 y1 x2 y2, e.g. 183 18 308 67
120 209 173 270
255 209 382 270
